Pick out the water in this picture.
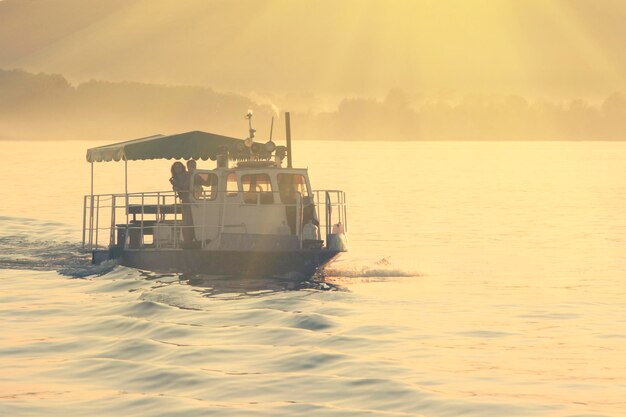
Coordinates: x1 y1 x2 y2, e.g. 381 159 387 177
1 140 625 416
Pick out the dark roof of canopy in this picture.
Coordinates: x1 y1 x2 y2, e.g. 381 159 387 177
86 131 245 163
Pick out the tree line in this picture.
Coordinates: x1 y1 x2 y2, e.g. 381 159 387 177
1 68 625 141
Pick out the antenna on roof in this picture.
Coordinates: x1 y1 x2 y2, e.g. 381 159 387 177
244 110 255 147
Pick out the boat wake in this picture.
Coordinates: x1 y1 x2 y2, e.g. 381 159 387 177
0 234 90 272
322 266 418 278
322 258 419 278
0 216 101 275
58 258 119 278
321 265 421 279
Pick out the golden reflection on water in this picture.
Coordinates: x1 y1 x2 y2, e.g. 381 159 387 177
0 140 625 416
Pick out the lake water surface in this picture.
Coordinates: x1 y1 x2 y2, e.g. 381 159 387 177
1 140 624 416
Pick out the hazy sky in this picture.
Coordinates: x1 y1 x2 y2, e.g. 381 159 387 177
1 0 625 102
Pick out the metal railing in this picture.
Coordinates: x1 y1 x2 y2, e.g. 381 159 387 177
313 190 348 238
82 189 347 252
82 190 179 251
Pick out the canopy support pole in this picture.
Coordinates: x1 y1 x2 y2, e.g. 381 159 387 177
125 159 129 227
91 162 94 197
85 162 94 250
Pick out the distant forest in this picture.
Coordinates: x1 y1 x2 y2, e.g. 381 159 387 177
1 68 625 141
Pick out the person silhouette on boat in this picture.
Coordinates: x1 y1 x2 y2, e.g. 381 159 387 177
302 196 319 228
170 161 189 200
186 159 206 199
170 161 196 247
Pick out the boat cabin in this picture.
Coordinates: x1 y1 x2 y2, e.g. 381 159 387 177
186 166 313 242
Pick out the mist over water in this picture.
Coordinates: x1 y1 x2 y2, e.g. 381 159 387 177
1 141 625 416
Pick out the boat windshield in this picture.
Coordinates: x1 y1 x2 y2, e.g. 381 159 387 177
278 173 309 203
242 173 274 204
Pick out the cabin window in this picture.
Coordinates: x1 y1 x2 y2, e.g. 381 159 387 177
226 172 238 197
278 174 309 204
241 174 274 204
192 172 218 200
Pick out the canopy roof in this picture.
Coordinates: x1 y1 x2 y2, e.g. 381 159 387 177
86 131 245 163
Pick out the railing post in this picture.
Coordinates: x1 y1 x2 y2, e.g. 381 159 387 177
337 191 342 228
314 191 322 240
156 192 161 220
156 192 161 248
88 195 94 251
343 191 348 233
140 193 145 247
82 195 87 249
325 191 331 239
109 195 116 247
94 195 100 249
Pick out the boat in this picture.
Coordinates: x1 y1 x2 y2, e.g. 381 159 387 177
82 112 348 278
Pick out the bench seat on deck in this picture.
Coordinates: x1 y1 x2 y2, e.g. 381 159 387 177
126 204 181 221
